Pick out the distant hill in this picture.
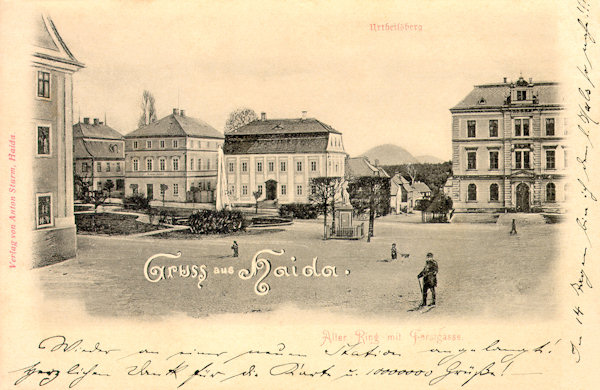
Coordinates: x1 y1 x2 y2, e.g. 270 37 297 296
415 155 444 164
359 144 418 165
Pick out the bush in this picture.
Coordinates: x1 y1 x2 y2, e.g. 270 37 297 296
123 195 151 210
279 203 319 219
187 209 246 234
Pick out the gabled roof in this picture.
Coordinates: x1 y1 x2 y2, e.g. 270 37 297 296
345 157 389 179
125 112 223 139
412 181 431 193
390 173 412 195
74 122 123 140
227 117 341 136
224 134 328 155
74 138 124 159
34 15 84 68
451 80 560 111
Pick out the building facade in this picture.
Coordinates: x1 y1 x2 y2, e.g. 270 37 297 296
450 76 567 213
223 112 347 205
389 174 431 213
124 109 224 203
73 118 125 197
32 15 84 267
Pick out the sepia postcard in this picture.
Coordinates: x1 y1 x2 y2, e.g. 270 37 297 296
0 0 598 388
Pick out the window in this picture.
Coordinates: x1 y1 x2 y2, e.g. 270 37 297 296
467 120 476 137
467 184 477 201
489 120 498 137
280 161 287 172
97 181 102 190
257 185 263 195
207 182 211 190
131 184 138 195
515 119 529 136
173 140 178 148
37 126 50 155
190 159 194 170
133 159 139 171
296 161 303 172
146 158 153 171
311 161 317 171
268 161 275 172
82 162 88 172
515 151 530 169
206 159 210 170
489 184 499 201
546 118 555 136
97 162 102 172
311 185 317 195
229 185 235 195
37 71 50 98
257 161 263 172
546 150 555 169
133 141 138 149
116 162 121 172
242 185 248 196
160 140 165 148
467 151 477 170
173 184 179 196
296 185 303 195
241 162 248 172
516 90 526 100
159 158 166 171
198 159 202 170
335 163 339 173
36 193 53 228
546 183 556 202
228 162 235 173
281 185 287 195
106 162 111 172
173 158 179 171
489 151 499 170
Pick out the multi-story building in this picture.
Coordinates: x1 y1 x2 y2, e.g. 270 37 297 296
223 112 347 205
450 76 567 213
73 118 125 197
124 109 224 203
32 15 84 267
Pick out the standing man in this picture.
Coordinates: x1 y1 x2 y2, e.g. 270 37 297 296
417 252 438 306
231 241 239 257
391 243 397 261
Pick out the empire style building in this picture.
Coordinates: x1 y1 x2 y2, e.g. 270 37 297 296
73 118 125 196
450 76 567 213
223 112 347 205
124 109 224 203
33 15 84 267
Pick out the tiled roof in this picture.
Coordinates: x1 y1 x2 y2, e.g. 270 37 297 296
228 118 341 136
125 113 223 139
74 138 124 159
345 157 390 179
451 80 560 110
412 181 431 193
390 174 412 195
73 122 123 140
224 134 328 154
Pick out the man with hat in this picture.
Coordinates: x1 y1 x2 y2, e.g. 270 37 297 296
417 252 438 306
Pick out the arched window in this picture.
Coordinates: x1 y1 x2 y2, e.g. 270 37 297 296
489 184 499 202
468 184 477 201
546 183 556 202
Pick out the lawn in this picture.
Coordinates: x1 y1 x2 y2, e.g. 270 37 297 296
75 212 165 235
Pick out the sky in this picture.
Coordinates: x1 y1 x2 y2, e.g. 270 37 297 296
39 0 565 160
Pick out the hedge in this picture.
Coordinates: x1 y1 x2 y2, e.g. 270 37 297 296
123 195 151 210
187 209 246 234
279 203 319 219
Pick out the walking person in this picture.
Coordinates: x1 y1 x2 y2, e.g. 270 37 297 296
231 241 239 257
391 243 397 261
510 219 518 235
417 252 438 306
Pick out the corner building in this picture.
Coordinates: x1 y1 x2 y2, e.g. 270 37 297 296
450 77 567 213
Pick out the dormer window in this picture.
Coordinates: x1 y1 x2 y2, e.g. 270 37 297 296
516 90 527 101
478 98 486 105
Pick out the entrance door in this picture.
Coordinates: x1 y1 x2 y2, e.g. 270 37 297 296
516 183 530 212
147 184 154 200
265 180 277 200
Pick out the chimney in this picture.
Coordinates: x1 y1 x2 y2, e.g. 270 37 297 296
261 112 266 121
173 108 179 115
503 77 507 83
180 109 185 117
83 117 90 124
528 77 533 84
93 118 99 125
374 159 379 167
301 110 307 120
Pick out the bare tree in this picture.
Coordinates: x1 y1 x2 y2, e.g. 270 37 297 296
406 164 417 185
309 177 343 239
138 90 157 128
225 107 258 132
253 190 262 214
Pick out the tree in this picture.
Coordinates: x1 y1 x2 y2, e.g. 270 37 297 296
348 176 390 242
406 164 417 185
103 179 115 201
160 184 169 207
252 190 262 214
138 90 157 128
383 161 452 196
225 107 258 132
309 177 343 239
74 173 91 201
89 189 108 232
